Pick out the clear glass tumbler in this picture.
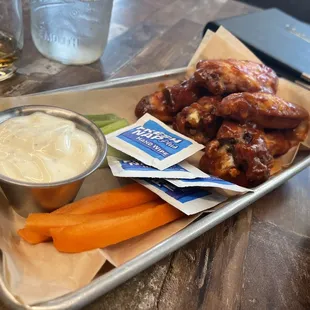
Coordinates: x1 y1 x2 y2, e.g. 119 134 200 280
0 0 24 81
30 0 114 65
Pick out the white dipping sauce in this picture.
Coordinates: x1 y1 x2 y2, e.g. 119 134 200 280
0 112 98 183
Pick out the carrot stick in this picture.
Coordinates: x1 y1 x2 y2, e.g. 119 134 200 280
18 228 50 245
25 200 161 236
51 203 184 253
18 183 158 244
53 183 158 214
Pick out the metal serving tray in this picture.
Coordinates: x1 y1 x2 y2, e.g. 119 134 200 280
1 68 309 310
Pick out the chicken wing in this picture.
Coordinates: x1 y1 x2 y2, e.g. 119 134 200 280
193 59 278 95
162 78 202 113
197 96 222 111
135 90 174 123
234 139 273 186
264 119 309 155
173 96 222 145
135 79 202 122
263 131 292 157
199 140 246 184
216 92 309 129
216 120 296 157
199 121 273 187
285 119 309 143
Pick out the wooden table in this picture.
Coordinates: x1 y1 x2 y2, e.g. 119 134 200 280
1 0 310 309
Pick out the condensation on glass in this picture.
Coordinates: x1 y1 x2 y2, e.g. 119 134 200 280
30 0 113 65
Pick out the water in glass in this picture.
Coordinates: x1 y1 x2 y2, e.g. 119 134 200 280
30 0 113 65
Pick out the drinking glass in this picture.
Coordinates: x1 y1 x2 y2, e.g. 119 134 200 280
0 0 24 81
30 0 113 65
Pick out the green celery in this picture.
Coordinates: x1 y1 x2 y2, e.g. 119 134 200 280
100 147 130 168
100 119 129 135
85 114 121 128
85 114 120 122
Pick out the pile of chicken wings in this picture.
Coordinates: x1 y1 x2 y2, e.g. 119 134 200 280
135 59 309 187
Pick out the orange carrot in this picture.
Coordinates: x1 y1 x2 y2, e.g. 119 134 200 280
51 203 183 253
18 228 50 245
53 183 158 215
25 200 161 236
18 183 158 244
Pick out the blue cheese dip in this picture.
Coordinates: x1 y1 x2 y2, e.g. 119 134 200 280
0 112 97 183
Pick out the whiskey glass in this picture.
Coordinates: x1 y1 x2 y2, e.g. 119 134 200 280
0 0 23 81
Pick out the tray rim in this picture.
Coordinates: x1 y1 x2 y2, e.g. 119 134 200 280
0 68 309 310
31 67 187 96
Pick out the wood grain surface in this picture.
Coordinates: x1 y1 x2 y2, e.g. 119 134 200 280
0 0 310 309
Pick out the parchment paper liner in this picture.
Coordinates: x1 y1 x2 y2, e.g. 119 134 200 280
0 27 309 305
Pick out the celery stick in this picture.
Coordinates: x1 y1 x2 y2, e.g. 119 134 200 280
85 114 121 129
94 117 130 168
93 119 120 128
100 146 130 168
100 119 129 135
85 114 120 122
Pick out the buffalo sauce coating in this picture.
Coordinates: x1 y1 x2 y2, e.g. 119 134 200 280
0 112 97 183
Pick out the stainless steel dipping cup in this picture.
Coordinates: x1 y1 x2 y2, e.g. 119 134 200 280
0 105 107 217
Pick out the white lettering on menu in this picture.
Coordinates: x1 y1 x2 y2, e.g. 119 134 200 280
0 112 97 183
